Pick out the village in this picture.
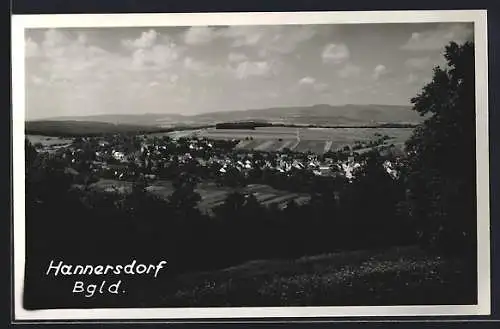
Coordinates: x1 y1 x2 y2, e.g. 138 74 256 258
31 132 402 189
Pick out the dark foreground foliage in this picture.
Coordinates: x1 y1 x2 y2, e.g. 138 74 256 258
156 246 475 307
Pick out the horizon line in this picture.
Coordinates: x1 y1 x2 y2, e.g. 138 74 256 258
26 103 414 121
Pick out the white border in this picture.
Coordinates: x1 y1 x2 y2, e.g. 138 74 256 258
12 10 490 321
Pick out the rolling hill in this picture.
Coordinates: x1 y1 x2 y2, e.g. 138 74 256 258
24 120 176 137
40 113 186 126
192 104 422 126
25 104 425 137
36 104 423 128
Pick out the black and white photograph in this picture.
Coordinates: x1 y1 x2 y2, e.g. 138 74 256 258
12 10 490 320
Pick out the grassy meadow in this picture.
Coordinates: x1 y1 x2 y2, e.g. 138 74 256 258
153 127 415 154
124 246 475 307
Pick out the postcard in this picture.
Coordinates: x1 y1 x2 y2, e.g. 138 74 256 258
11 9 490 321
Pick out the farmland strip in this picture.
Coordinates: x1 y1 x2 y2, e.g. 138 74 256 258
289 140 300 150
200 191 228 202
262 193 299 206
202 196 230 207
324 141 333 153
235 141 250 148
203 200 226 209
254 193 279 202
277 140 294 151
294 141 312 152
245 184 269 192
254 140 275 151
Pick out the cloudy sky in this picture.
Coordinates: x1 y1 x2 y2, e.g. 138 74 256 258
24 22 473 120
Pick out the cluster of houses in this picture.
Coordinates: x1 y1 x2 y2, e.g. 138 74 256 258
35 134 404 183
212 153 361 179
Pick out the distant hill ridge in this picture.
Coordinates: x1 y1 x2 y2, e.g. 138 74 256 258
33 104 421 127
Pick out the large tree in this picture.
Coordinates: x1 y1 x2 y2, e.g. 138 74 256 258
168 171 202 220
405 41 476 255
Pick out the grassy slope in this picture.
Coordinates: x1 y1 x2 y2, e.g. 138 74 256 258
132 246 476 307
192 104 422 125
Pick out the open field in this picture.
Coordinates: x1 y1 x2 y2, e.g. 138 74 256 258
156 127 415 154
90 179 311 213
129 246 476 307
26 135 73 146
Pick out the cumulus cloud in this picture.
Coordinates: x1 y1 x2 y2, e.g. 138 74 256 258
25 37 40 57
322 43 350 64
25 30 122 117
223 26 263 47
42 29 67 52
121 29 183 71
222 25 316 57
122 29 158 49
338 63 361 78
297 77 329 94
183 57 223 77
24 29 190 118
401 23 473 51
299 76 316 85
234 60 273 80
28 29 113 84
228 52 248 63
184 57 206 71
24 24 421 119
130 43 180 71
404 57 431 70
125 34 181 72
184 26 218 45
184 57 237 79
372 64 388 80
